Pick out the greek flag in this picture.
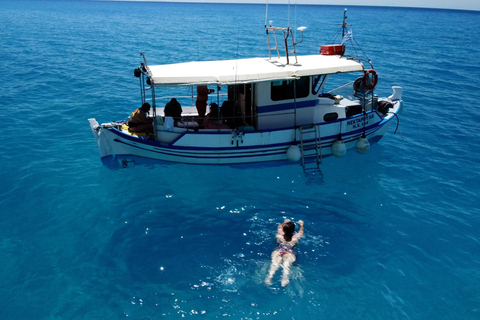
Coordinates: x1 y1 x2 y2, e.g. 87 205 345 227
342 30 353 44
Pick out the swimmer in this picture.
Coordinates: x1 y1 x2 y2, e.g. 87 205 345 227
265 219 304 287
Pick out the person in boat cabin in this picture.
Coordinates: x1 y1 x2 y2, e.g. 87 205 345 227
265 219 304 287
196 85 215 117
164 98 183 125
220 99 243 128
202 103 229 129
127 102 153 133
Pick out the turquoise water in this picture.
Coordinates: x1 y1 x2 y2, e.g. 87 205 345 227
1 1 480 318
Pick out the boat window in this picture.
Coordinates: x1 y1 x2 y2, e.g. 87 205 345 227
271 76 309 101
312 75 327 95
323 112 338 122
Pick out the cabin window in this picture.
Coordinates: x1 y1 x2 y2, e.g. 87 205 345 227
323 112 338 122
312 75 327 95
271 76 309 101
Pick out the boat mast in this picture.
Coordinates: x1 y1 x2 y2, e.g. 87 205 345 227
137 53 157 124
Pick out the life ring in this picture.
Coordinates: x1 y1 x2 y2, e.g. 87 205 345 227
362 69 378 90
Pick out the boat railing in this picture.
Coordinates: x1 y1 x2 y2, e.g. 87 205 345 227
154 112 255 132
154 93 229 112
156 93 228 101
327 80 356 94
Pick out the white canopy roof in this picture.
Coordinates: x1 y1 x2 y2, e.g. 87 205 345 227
147 54 364 87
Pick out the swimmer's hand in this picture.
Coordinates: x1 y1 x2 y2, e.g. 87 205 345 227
298 220 304 226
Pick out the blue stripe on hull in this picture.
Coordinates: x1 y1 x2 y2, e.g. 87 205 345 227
257 100 317 113
100 110 396 167
113 138 289 160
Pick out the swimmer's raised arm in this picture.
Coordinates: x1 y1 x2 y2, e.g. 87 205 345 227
297 220 304 238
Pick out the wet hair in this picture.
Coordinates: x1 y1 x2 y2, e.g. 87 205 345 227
283 222 295 242
140 102 151 112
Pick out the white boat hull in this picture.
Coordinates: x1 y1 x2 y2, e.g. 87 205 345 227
88 100 402 169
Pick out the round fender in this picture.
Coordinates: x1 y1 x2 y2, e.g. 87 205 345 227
286 144 301 162
362 69 378 90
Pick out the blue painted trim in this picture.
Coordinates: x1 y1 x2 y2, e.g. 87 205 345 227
113 138 289 160
257 99 317 114
106 110 395 158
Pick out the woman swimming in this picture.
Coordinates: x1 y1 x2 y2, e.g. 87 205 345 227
265 219 304 287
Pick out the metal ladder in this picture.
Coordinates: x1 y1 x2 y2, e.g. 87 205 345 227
299 124 322 173
265 26 299 65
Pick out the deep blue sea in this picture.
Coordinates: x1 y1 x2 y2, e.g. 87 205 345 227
1 0 480 319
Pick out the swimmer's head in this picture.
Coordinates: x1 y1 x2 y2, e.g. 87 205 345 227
283 221 295 241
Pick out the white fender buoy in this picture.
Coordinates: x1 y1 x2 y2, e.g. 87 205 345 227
331 136 347 158
286 144 301 162
355 134 370 154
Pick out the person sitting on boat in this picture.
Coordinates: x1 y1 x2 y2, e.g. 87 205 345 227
265 219 304 287
221 99 244 128
202 103 229 129
164 98 183 125
127 102 153 133
196 85 214 118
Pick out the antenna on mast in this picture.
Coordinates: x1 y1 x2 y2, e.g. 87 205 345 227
342 8 349 37
265 0 269 31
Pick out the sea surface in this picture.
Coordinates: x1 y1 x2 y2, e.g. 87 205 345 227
1 0 480 319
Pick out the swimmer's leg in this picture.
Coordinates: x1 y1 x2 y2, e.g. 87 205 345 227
265 251 282 286
281 253 296 287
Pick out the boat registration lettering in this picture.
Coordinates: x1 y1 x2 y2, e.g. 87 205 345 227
346 114 374 129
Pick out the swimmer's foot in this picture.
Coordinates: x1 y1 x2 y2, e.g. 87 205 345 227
281 278 289 287
265 278 272 286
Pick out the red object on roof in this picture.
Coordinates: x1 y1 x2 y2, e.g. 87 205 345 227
320 44 345 56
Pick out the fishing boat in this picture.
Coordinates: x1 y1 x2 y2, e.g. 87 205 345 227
88 9 403 171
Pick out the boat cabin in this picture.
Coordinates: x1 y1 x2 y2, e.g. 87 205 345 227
150 76 369 138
